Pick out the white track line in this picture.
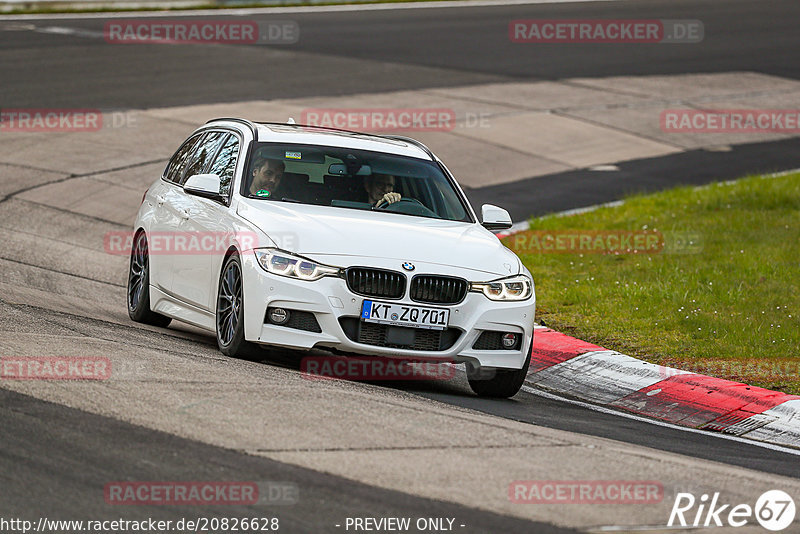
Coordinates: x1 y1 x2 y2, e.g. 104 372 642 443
521 385 800 457
0 0 622 20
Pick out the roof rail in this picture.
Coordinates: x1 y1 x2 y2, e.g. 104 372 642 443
207 120 433 159
255 122 431 156
380 134 436 160
253 120 370 137
205 117 257 137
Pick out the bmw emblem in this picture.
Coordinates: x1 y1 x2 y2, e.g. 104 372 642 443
402 262 415 271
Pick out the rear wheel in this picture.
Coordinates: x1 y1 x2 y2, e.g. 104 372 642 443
127 232 172 327
216 253 261 359
467 338 532 398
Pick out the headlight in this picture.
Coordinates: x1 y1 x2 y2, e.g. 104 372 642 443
470 275 533 301
254 249 340 281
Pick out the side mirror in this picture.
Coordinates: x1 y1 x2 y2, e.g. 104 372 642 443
480 204 512 231
184 173 222 199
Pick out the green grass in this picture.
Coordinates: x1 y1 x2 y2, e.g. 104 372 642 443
504 172 800 394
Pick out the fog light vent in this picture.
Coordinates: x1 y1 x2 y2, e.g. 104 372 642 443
472 330 520 350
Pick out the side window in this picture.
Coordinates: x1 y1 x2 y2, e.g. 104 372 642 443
207 134 240 197
164 134 202 184
179 131 228 185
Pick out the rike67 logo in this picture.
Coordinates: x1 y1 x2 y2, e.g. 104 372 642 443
669 490 796 531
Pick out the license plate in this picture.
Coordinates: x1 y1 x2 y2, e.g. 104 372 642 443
361 300 449 330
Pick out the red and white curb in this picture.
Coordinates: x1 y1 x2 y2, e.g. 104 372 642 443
525 325 800 448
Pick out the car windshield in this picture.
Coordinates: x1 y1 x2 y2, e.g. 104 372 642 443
242 142 471 222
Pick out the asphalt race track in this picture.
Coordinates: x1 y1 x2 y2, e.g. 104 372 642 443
3 0 800 107
1 0 800 532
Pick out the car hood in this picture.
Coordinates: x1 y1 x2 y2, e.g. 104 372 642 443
237 199 520 277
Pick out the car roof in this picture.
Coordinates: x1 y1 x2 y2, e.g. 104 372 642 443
205 118 434 161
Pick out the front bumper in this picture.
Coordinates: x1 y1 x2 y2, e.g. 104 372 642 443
241 253 535 370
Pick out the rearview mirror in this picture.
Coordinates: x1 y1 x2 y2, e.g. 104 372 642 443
328 163 372 176
480 204 512 231
184 174 222 199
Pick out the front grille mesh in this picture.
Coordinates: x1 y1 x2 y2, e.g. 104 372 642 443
358 323 443 351
338 318 460 352
265 308 322 333
346 268 405 299
285 310 322 333
410 275 468 304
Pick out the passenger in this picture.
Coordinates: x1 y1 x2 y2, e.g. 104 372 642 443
250 157 286 199
364 173 401 207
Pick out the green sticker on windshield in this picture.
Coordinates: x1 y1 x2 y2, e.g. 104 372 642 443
255 189 271 197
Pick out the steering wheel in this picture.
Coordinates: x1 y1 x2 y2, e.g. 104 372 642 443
375 197 426 210
375 197 439 218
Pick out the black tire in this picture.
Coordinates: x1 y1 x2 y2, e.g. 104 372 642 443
216 253 261 359
467 338 532 398
127 231 172 328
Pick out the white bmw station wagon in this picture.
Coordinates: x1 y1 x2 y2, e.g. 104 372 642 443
128 118 535 397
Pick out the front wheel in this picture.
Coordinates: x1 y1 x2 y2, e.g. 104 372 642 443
216 253 261 359
467 339 532 398
127 232 172 328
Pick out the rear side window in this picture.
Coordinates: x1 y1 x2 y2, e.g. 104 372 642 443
207 134 240 197
180 131 228 185
163 134 202 184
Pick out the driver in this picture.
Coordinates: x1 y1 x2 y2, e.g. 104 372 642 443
365 174 401 207
250 156 285 199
